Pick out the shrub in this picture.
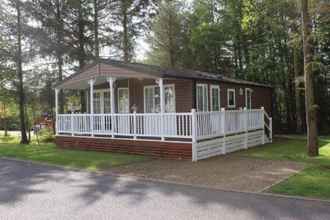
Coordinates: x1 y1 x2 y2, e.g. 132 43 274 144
37 128 55 143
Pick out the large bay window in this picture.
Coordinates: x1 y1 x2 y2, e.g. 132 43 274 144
144 85 175 113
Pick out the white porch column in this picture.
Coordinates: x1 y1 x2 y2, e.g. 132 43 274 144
55 88 59 135
157 78 165 141
89 79 95 136
107 77 116 114
107 77 116 137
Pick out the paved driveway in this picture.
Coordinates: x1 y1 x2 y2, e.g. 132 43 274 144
0 159 329 220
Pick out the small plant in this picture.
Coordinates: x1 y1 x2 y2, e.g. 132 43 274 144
37 128 55 143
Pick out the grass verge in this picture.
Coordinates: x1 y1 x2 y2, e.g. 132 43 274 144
239 137 330 200
0 133 147 171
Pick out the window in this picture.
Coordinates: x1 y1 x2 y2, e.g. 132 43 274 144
165 86 176 112
144 85 175 113
118 88 129 113
93 92 102 113
86 90 112 113
245 88 253 109
210 85 220 111
103 91 111 113
227 89 236 108
196 84 208 111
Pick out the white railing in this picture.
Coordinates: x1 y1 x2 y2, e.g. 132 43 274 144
57 108 270 142
194 108 265 141
57 112 193 139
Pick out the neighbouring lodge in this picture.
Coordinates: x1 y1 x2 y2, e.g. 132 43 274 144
55 59 273 161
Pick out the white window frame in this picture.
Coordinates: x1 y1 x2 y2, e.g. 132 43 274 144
86 89 113 113
245 88 253 109
210 85 221 112
227 89 236 108
196 83 209 112
117 87 130 113
143 84 176 113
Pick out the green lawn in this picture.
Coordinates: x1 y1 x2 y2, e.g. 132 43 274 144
240 137 330 200
0 133 147 171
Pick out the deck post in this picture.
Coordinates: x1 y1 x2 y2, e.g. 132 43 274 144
55 88 59 135
221 108 226 154
71 112 74 136
191 109 197 161
244 107 248 149
133 110 137 140
261 106 265 144
107 77 116 137
89 79 95 137
269 117 273 143
157 78 165 141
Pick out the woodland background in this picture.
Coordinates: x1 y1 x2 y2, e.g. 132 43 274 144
0 0 329 141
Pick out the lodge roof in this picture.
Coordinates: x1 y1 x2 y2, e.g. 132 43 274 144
56 59 272 89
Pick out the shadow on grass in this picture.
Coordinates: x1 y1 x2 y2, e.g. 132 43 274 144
0 158 329 220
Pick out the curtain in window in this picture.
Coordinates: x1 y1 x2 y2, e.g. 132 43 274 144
144 85 175 113
165 86 175 112
118 88 129 113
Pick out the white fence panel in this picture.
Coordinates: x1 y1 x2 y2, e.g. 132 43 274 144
247 130 264 148
195 111 224 140
194 137 225 161
225 133 246 153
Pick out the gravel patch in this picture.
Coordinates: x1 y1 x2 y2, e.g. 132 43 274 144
111 155 305 192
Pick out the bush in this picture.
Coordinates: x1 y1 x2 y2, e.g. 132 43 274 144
37 128 55 143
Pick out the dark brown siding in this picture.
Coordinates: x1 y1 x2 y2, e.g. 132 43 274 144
195 80 273 115
127 78 193 113
89 78 272 115
89 78 193 113
56 136 192 160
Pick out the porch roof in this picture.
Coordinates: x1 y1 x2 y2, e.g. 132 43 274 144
56 59 271 89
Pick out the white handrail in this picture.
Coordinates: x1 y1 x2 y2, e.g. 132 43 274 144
57 108 272 143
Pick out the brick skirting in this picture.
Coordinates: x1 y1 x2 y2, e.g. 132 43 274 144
55 136 192 160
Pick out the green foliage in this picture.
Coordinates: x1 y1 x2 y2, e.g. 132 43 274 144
37 128 55 143
147 0 186 68
146 0 330 133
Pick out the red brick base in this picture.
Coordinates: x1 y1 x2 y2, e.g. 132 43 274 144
55 136 192 160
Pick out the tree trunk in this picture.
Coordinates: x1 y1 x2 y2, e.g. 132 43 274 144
78 0 86 68
122 0 129 63
293 46 303 132
3 103 8 137
16 1 28 144
94 0 99 60
301 0 318 156
55 0 64 113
